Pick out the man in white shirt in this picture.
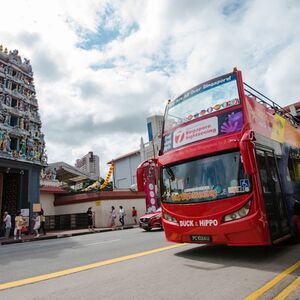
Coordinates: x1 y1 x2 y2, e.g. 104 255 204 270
3 211 11 238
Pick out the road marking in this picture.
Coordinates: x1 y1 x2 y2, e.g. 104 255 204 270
86 239 121 246
0 243 186 291
70 239 121 249
273 276 300 300
244 261 300 300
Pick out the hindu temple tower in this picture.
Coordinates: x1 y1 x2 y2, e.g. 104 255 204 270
0 46 46 219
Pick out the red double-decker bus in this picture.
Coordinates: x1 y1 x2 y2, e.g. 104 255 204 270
137 68 300 246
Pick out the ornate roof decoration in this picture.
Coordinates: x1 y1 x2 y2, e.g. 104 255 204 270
0 45 46 166
0 45 33 76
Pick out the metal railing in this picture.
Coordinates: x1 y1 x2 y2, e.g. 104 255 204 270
45 213 88 231
243 82 300 127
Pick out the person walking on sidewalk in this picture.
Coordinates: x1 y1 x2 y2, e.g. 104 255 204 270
3 211 11 238
87 207 95 231
33 213 41 238
132 207 138 224
39 209 46 235
119 206 125 229
14 211 24 240
110 206 117 229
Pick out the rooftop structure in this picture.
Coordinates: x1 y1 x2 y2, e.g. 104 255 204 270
46 162 93 185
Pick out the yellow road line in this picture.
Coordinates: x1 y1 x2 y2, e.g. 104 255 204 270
273 276 300 300
244 261 300 300
0 243 186 291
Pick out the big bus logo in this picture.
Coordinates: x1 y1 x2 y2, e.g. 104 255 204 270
175 131 185 144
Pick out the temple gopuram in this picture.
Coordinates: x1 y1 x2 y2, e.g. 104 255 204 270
0 45 46 220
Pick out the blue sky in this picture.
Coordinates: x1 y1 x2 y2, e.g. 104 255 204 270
76 4 139 51
0 0 299 175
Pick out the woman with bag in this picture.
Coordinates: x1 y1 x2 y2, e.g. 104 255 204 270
33 213 41 238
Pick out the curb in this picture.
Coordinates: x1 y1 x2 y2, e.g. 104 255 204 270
0 225 135 246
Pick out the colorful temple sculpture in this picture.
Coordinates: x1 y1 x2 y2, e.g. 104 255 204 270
0 45 46 219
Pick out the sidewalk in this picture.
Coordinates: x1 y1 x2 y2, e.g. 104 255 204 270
0 225 137 246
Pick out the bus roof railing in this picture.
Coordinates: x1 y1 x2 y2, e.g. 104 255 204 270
243 82 300 127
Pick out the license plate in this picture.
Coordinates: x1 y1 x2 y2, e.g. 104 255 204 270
190 235 212 242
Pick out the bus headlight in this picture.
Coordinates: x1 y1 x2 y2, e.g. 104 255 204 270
223 200 251 223
163 212 178 224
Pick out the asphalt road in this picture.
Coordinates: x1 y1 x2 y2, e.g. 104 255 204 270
0 228 299 300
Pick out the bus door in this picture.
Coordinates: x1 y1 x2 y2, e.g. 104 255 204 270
255 147 289 242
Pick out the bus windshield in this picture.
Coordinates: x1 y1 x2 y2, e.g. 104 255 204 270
165 74 240 131
162 151 251 204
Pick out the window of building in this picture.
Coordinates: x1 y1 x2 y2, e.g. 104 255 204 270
10 137 18 151
10 115 19 127
11 98 18 108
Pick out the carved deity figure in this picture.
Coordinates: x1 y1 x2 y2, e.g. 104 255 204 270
5 95 11 107
4 114 10 125
19 118 24 130
36 142 44 160
26 138 34 159
9 49 22 65
0 109 7 124
0 130 4 149
19 138 26 157
41 151 48 164
2 133 11 152
18 100 24 111
24 118 30 131
12 150 19 158
0 93 5 104
23 58 33 74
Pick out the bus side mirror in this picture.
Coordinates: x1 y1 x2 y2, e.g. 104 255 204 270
240 131 256 175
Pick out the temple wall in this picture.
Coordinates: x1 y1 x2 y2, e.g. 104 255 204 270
40 193 56 216
40 190 147 228
54 198 146 228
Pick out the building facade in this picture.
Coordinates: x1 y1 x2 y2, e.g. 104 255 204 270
112 114 164 189
111 150 141 189
0 46 46 220
75 151 100 180
144 115 163 159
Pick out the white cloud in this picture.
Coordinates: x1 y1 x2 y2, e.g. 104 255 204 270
0 0 299 176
